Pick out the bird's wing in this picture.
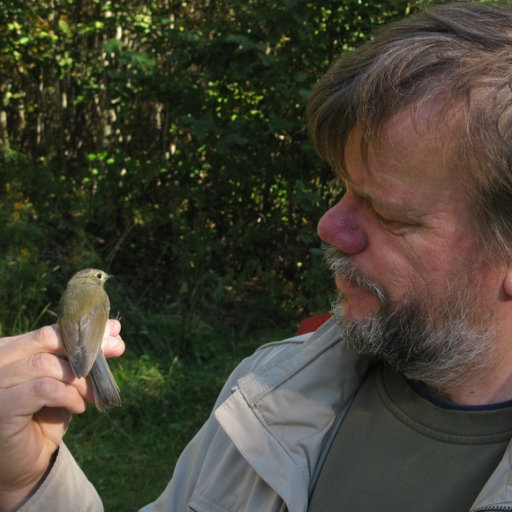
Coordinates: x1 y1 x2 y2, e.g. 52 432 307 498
75 298 110 377
60 297 110 378
59 316 86 377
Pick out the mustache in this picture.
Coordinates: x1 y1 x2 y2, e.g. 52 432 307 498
323 246 388 306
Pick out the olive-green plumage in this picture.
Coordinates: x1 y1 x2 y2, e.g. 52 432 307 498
58 268 121 411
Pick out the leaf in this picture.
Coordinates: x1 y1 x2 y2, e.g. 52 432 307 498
58 19 72 38
103 38 123 54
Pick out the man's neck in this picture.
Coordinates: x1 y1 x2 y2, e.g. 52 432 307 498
436 362 512 406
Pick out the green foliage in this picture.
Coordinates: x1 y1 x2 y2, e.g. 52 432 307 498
0 0 426 347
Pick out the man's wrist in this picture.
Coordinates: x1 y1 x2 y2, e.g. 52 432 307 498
0 450 58 512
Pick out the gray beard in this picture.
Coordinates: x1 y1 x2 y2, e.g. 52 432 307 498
324 246 496 390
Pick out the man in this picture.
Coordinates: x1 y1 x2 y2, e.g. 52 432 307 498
2 1 512 510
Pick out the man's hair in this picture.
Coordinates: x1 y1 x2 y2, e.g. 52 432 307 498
307 1 512 260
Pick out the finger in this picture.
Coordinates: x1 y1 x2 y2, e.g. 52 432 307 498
0 378 86 434
0 324 60 350
103 335 125 358
107 319 121 337
34 406 73 442
104 320 125 358
0 325 66 367
0 353 88 397
0 322 124 366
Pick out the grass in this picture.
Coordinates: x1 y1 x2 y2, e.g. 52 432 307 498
65 324 293 510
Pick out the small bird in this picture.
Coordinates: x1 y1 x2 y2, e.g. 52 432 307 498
58 268 121 411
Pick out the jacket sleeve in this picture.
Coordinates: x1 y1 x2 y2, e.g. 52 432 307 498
19 443 103 512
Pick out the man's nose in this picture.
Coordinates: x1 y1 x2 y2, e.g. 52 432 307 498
317 191 368 254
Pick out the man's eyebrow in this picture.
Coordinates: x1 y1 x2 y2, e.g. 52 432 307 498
342 176 383 207
344 177 424 218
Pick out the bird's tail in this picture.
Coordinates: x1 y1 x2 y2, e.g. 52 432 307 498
90 352 121 412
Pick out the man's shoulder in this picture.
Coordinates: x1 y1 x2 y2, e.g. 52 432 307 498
242 316 342 373
230 317 368 402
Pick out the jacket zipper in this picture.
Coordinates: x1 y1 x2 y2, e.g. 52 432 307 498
472 506 512 511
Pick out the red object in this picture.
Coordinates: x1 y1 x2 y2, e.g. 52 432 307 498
297 313 333 335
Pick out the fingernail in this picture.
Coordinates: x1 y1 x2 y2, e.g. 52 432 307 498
107 336 121 348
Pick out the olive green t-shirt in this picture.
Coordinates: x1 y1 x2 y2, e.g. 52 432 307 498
308 364 512 511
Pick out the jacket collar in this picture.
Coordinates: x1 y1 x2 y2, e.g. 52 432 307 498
216 317 512 511
215 318 369 511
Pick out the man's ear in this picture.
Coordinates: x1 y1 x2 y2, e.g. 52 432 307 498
504 262 512 298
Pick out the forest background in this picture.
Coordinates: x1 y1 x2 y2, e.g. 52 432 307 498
1 0 454 508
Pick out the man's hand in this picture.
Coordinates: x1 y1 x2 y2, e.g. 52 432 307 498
0 320 124 511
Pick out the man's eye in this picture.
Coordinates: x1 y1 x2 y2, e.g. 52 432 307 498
374 209 407 231
374 210 394 224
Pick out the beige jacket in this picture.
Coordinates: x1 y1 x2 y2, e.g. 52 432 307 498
21 318 512 511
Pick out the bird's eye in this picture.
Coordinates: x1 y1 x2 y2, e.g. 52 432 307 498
96 273 102 279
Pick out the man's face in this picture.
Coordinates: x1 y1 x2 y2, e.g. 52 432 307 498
317 110 504 389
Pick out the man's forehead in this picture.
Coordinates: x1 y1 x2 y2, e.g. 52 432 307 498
340 115 475 224
344 106 462 179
